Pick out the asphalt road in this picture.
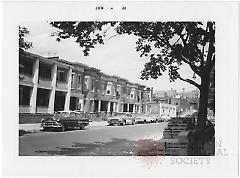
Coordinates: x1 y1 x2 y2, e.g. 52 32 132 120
19 122 168 156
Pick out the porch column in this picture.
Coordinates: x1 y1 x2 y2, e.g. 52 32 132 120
91 100 95 112
79 99 84 111
48 64 57 114
133 104 136 113
127 103 130 112
107 101 111 112
30 59 39 113
138 105 141 113
113 102 116 112
116 103 119 113
64 68 72 110
98 100 101 112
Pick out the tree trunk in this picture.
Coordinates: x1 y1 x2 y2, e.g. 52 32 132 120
197 74 210 130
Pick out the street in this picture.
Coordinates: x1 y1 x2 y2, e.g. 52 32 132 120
19 122 167 156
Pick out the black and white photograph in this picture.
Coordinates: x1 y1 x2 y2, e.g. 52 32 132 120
19 21 215 156
1 1 239 177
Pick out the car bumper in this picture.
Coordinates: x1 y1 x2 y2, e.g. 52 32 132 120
78 122 89 126
108 120 122 125
41 123 62 128
135 120 145 123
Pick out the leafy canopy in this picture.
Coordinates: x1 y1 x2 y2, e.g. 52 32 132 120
19 26 32 52
50 22 215 89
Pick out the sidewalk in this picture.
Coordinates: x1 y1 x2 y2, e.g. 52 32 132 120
19 121 108 132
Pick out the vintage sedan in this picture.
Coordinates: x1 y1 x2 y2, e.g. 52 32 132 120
41 111 89 131
108 113 135 126
135 114 156 124
161 114 171 122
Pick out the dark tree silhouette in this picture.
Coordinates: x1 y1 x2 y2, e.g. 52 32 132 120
19 26 32 53
50 21 215 130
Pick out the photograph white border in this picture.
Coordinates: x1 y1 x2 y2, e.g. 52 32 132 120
1 1 239 177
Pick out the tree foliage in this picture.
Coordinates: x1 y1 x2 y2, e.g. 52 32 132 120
19 26 32 52
50 21 215 129
50 22 215 89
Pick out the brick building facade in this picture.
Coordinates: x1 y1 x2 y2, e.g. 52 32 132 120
19 51 153 119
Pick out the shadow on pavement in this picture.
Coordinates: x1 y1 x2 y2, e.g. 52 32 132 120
35 138 160 156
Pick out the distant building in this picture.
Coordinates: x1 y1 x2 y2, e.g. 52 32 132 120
153 88 199 116
151 103 177 117
181 89 200 99
154 88 177 98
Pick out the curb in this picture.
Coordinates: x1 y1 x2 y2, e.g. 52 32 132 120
19 121 108 132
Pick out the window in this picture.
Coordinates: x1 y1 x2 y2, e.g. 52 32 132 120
77 74 82 89
116 85 121 96
112 85 116 96
57 68 67 82
138 91 141 99
130 89 135 99
19 58 34 76
106 83 112 95
91 82 95 92
19 85 32 105
39 62 52 79
36 88 50 107
71 73 75 88
84 76 89 90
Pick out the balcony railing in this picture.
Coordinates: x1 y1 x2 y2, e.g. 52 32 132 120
56 81 68 91
19 74 33 83
36 106 49 113
38 77 52 88
19 105 31 113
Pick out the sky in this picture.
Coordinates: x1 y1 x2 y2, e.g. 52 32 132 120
21 21 200 93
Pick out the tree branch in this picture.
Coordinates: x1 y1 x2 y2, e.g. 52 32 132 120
178 76 201 89
173 36 181 46
180 34 187 46
180 55 202 77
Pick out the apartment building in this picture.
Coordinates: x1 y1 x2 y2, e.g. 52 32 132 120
151 103 177 118
19 51 153 119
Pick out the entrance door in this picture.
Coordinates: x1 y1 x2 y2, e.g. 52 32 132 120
54 91 66 111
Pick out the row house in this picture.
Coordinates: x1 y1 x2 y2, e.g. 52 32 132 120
19 52 73 114
19 51 153 117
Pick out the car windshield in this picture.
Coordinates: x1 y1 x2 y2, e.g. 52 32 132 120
56 111 70 117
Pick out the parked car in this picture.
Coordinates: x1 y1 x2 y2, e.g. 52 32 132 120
108 113 135 126
161 114 171 122
153 115 164 122
135 114 147 124
135 114 155 124
41 110 89 131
